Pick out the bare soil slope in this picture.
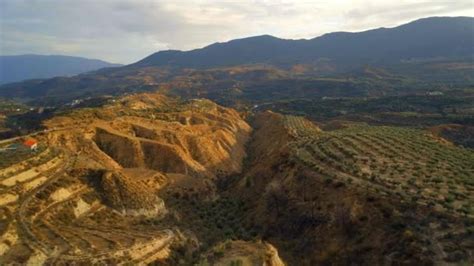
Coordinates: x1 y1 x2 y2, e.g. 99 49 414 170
45 93 251 178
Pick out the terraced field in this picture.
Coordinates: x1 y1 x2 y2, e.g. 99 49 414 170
279 115 474 263
0 148 59 191
290 123 474 217
0 144 48 170
0 149 173 264
283 115 321 139
0 148 64 261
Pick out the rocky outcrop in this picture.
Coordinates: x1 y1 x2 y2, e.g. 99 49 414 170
100 170 166 217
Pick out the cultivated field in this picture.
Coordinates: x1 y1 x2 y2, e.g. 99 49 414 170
0 149 173 264
276 115 474 263
290 122 474 217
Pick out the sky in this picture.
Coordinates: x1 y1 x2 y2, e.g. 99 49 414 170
1 0 473 64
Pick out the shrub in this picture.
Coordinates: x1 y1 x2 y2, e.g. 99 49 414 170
323 176 333 184
230 260 243 266
445 194 455 203
213 250 224 258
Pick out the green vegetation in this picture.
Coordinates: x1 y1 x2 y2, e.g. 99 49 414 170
194 197 254 241
257 91 474 127
0 144 48 169
173 195 255 243
283 115 320 138
287 119 474 217
0 99 30 137
0 99 28 115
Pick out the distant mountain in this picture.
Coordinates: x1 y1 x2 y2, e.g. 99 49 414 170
0 54 122 84
136 16 474 68
0 17 472 104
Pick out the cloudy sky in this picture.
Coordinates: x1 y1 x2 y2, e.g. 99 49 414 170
1 0 473 64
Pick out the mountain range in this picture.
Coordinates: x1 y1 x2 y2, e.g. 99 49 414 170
0 16 472 103
136 16 474 68
0 54 121 85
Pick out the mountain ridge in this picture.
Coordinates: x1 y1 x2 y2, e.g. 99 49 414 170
0 16 472 104
0 54 122 84
135 16 474 68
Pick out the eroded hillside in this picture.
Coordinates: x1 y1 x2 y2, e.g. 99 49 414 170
45 93 251 178
0 93 273 265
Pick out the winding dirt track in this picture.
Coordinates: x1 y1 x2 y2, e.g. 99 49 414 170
15 150 75 255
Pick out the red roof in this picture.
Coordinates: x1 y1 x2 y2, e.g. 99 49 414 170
23 139 37 147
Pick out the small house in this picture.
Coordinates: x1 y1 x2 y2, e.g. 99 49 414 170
23 139 38 151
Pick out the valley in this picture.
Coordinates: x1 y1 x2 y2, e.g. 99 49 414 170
0 92 472 264
0 15 472 265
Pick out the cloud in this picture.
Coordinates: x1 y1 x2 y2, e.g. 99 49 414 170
1 0 473 64
343 0 474 29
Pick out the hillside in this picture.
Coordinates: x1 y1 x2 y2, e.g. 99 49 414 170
0 54 121 85
0 92 254 264
0 91 472 264
233 112 474 265
45 93 251 178
136 17 474 68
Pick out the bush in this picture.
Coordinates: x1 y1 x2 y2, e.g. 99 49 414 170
213 250 224 258
230 260 243 266
323 176 332 184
